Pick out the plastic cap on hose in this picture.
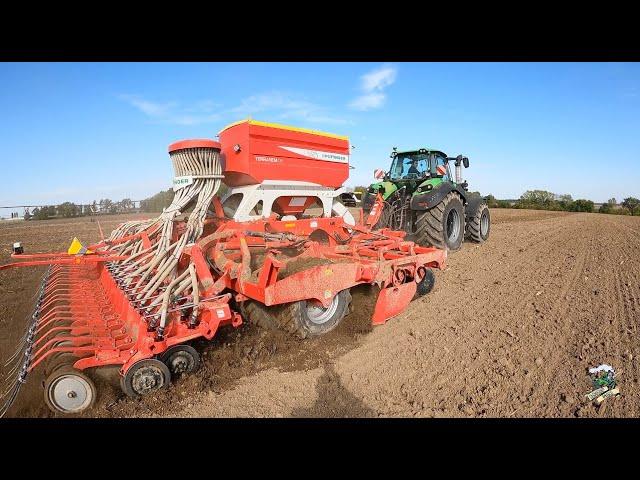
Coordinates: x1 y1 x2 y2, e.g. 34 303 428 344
168 139 221 153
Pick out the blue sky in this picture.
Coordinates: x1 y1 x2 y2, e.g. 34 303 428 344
0 62 638 215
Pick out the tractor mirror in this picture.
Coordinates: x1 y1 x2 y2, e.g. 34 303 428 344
463 157 469 168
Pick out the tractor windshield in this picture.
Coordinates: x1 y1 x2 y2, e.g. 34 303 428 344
390 153 430 180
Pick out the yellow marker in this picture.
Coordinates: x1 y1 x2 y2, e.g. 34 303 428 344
219 119 349 141
284 223 295 228
68 237 93 256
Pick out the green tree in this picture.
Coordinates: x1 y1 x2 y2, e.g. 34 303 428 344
518 190 556 210
599 203 612 214
32 206 52 220
622 197 640 215
58 202 80 218
99 199 114 214
141 189 174 213
571 199 594 213
484 194 498 208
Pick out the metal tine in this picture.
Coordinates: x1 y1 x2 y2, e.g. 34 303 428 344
4 342 27 367
4 357 25 378
1 374 18 392
4 319 37 366
1 366 23 392
0 384 22 418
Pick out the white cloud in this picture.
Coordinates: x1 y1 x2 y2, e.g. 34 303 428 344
120 91 349 127
362 65 397 92
231 91 348 125
348 92 385 111
118 94 222 125
349 64 398 111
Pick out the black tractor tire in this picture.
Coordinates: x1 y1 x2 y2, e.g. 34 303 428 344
241 289 352 339
414 191 465 251
466 203 491 243
367 200 393 230
415 268 436 297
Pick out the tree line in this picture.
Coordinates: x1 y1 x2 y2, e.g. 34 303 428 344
29 198 136 220
484 191 640 215
353 186 639 216
27 184 231 220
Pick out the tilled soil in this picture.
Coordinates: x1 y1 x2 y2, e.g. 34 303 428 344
1 209 639 418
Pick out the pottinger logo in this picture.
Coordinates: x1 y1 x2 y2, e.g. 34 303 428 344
279 146 349 164
255 156 282 163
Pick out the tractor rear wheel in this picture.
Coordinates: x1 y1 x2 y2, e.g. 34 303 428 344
242 289 352 339
414 192 464 251
367 200 393 230
466 203 491 243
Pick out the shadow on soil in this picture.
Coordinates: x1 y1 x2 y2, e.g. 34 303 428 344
290 363 376 418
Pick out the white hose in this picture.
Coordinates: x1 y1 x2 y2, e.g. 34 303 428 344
104 143 222 333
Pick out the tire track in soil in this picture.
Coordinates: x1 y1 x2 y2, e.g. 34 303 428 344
603 219 640 417
525 215 639 418
329 213 589 417
521 220 591 416
450 215 591 417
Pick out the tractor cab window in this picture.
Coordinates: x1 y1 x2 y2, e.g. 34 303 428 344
390 154 430 180
434 155 451 181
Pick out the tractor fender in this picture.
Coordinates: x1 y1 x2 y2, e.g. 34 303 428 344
410 183 467 211
464 193 486 220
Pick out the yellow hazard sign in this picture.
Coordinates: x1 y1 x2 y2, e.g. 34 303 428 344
67 237 93 256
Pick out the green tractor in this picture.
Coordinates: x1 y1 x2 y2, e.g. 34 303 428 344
362 148 490 251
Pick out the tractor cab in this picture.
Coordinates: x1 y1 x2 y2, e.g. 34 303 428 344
389 149 451 183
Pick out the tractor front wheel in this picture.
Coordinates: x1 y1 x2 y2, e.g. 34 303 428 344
414 192 464 251
242 289 352 339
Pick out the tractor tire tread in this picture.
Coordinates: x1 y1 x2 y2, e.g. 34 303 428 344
466 203 490 243
414 191 463 250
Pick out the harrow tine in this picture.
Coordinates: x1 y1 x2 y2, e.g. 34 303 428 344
0 382 22 418
5 360 23 378
4 336 27 365
1 376 18 395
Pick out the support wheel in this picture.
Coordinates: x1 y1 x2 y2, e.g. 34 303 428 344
466 203 490 243
242 289 352 339
160 345 201 378
120 358 171 398
415 268 436 297
44 366 96 414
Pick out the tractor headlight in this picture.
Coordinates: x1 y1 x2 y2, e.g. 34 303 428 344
418 184 433 193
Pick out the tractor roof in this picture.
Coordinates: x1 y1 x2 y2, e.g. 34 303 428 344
396 149 449 158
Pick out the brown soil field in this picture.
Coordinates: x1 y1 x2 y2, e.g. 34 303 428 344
1 209 639 418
